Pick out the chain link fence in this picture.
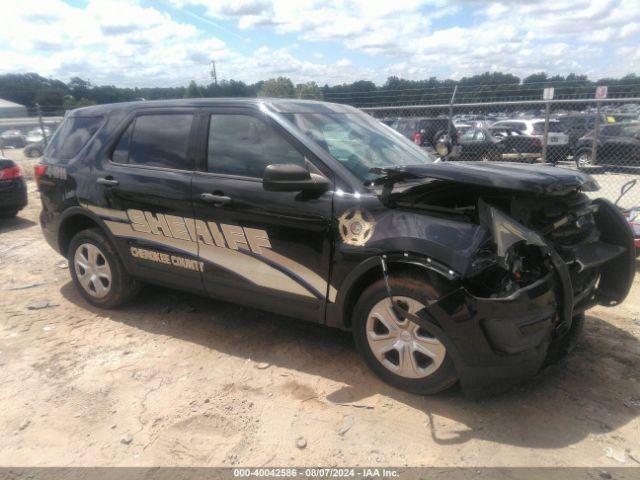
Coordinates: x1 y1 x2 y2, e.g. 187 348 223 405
0 105 62 159
364 97 640 208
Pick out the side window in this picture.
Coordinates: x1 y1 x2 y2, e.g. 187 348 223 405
460 129 476 141
207 114 305 178
45 116 103 163
128 114 193 169
111 121 133 164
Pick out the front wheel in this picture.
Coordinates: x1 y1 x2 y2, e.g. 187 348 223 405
68 228 140 308
352 275 458 394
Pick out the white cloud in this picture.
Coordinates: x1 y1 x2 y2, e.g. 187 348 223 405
0 0 638 86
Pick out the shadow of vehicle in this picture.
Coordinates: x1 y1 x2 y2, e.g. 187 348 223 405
60 281 640 450
0 215 37 234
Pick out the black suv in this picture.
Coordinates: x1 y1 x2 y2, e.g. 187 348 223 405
37 99 635 396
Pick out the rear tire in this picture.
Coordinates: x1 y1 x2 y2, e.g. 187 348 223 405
574 149 594 170
68 228 140 308
352 274 458 394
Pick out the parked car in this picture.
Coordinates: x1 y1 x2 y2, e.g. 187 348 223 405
573 122 640 169
389 117 457 149
451 126 542 162
24 139 45 158
36 99 634 396
554 113 604 149
491 118 570 163
25 127 51 144
0 157 28 218
0 129 26 149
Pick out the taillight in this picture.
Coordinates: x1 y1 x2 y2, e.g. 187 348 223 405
532 138 542 147
34 164 48 187
0 165 21 180
413 132 422 145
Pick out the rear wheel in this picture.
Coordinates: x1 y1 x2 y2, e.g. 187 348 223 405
68 228 140 308
352 275 458 394
26 147 43 158
575 149 594 170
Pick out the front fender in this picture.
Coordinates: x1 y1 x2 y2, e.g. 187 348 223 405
326 252 458 329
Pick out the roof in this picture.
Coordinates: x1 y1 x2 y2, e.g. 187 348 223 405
70 98 361 117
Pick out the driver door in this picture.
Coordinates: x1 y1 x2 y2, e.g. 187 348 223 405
190 108 334 323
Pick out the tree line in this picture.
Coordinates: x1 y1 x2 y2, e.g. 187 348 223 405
1 71 638 116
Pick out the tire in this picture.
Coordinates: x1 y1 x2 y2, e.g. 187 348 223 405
574 149 594 170
352 274 458 394
68 228 140 308
432 130 448 147
26 147 42 158
544 313 585 366
0 210 19 219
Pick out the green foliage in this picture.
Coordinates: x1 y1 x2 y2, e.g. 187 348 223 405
0 71 639 116
184 80 202 98
258 77 296 98
295 82 323 100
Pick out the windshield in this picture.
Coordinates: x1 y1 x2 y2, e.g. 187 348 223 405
282 112 435 182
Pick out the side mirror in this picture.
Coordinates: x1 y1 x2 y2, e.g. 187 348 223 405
263 163 330 193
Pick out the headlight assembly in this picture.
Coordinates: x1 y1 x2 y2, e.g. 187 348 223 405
478 199 547 258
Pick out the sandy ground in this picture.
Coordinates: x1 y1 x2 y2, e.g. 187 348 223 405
0 151 639 468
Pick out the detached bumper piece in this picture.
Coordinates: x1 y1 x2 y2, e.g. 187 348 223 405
413 274 556 396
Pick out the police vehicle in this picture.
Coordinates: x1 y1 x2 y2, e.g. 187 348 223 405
36 99 635 396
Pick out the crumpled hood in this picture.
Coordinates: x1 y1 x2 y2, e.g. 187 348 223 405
372 162 600 195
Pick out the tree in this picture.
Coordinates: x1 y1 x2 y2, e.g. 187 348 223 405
184 80 202 98
258 77 295 98
295 81 323 99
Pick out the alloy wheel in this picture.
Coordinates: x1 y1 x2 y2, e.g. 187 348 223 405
365 296 446 379
74 243 112 298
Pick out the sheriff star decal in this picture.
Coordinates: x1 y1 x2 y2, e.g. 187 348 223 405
338 208 376 246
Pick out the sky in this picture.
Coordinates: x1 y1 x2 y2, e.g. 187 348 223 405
1 0 639 87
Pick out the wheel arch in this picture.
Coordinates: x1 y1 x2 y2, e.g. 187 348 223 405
327 253 458 330
57 207 120 258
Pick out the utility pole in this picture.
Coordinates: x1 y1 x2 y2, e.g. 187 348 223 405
210 59 218 86
36 103 48 147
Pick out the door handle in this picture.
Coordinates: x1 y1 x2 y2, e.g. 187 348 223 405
200 193 231 205
97 177 119 186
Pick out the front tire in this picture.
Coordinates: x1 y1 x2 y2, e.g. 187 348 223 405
68 228 140 308
352 275 458 394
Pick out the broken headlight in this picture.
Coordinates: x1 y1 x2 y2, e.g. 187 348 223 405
479 199 547 259
466 200 551 297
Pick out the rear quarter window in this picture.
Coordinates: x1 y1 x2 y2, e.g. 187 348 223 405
45 116 104 163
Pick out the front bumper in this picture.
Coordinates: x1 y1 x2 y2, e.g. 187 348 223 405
416 199 635 396
420 274 557 396
0 177 28 212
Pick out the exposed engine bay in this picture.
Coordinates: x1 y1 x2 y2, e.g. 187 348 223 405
377 172 634 343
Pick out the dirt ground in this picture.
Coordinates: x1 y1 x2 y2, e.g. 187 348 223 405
1 152 640 468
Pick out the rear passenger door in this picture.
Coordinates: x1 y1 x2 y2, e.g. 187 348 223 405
190 108 334 323
94 109 204 293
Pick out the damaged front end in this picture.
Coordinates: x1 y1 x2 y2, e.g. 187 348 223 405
373 164 635 395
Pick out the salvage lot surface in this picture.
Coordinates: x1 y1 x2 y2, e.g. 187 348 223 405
1 152 639 468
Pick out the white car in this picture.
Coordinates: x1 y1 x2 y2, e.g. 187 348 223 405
492 119 569 146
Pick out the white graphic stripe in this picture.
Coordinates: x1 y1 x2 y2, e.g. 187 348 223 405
104 221 315 298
